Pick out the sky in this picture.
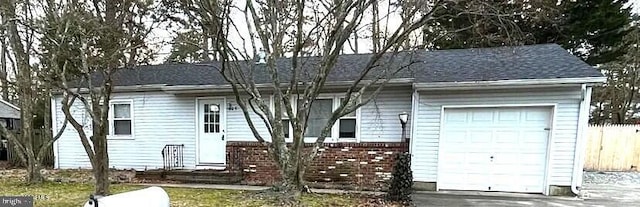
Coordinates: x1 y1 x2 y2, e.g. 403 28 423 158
147 1 640 64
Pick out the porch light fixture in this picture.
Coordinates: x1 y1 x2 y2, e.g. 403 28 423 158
398 112 409 140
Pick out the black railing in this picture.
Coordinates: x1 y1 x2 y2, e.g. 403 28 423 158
162 144 184 170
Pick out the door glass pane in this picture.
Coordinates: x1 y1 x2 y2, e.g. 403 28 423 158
339 119 356 138
306 99 332 137
203 103 220 133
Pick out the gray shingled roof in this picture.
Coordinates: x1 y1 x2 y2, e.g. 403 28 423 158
0 100 19 119
109 44 603 87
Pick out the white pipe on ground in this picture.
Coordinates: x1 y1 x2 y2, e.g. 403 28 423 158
83 186 170 207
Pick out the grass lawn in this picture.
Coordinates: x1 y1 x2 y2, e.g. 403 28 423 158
0 178 364 207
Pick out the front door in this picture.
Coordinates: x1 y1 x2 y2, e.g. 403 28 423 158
197 99 226 165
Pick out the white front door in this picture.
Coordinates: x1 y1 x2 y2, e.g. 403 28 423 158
197 99 226 165
438 106 551 193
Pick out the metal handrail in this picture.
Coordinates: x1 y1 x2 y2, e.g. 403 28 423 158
162 144 184 170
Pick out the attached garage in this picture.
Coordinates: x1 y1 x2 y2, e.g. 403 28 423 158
410 85 595 195
438 106 552 193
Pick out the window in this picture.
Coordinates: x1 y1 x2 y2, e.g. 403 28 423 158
338 98 356 139
282 119 290 138
275 95 359 141
203 103 221 133
306 99 333 137
109 100 132 136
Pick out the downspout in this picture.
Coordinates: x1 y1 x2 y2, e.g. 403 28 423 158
409 88 418 154
572 84 591 196
51 97 59 169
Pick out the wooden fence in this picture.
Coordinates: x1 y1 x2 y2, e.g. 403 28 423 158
5 129 54 168
585 124 640 171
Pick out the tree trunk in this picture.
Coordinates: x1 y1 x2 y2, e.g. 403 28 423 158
270 132 308 198
92 133 110 195
26 156 43 184
93 160 110 195
277 154 304 198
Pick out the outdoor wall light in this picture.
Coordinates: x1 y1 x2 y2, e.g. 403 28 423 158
398 112 409 140
256 49 267 64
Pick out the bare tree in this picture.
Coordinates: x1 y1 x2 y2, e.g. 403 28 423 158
40 0 154 195
165 0 525 198
0 0 70 184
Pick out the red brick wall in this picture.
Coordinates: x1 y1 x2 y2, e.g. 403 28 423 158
226 141 409 190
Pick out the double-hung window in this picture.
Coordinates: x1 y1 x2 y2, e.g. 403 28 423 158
109 100 133 138
338 98 357 139
305 98 333 137
278 95 358 141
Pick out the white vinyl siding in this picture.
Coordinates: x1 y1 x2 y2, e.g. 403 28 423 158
360 87 412 142
54 92 197 170
53 88 413 170
225 95 273 142
412 86 582 186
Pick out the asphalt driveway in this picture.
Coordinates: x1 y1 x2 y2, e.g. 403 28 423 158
413 172 640 206
412 189 629 207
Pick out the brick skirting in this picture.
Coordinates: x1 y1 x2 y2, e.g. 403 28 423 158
226 141 409 190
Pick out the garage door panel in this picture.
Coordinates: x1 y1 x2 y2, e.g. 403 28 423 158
469 131 493 143
471 110 494 122
525 110 549 121
494 131 520 143
441 131 466 143
439 107 550 193
445 111 468 122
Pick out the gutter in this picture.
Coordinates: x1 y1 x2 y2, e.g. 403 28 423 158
413 77 606 91
572 84 591 196
161 78 415 94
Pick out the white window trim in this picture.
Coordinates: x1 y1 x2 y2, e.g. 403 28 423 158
271 94 360 142
336 96 360 142
107 99 134 140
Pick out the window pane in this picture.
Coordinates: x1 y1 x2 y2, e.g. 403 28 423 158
204 104 210 113
339 119 356 138
305 99 332 137
282 119 289 138
339 98 356 117
114 104 130 118
114 120 131 135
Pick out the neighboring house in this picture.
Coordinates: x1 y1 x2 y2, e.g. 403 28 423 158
0 99 20 161
51 44 604 195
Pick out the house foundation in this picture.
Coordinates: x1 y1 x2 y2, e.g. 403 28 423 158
226 141 409 190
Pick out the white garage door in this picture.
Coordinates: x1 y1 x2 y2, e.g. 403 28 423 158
438 106 551 193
